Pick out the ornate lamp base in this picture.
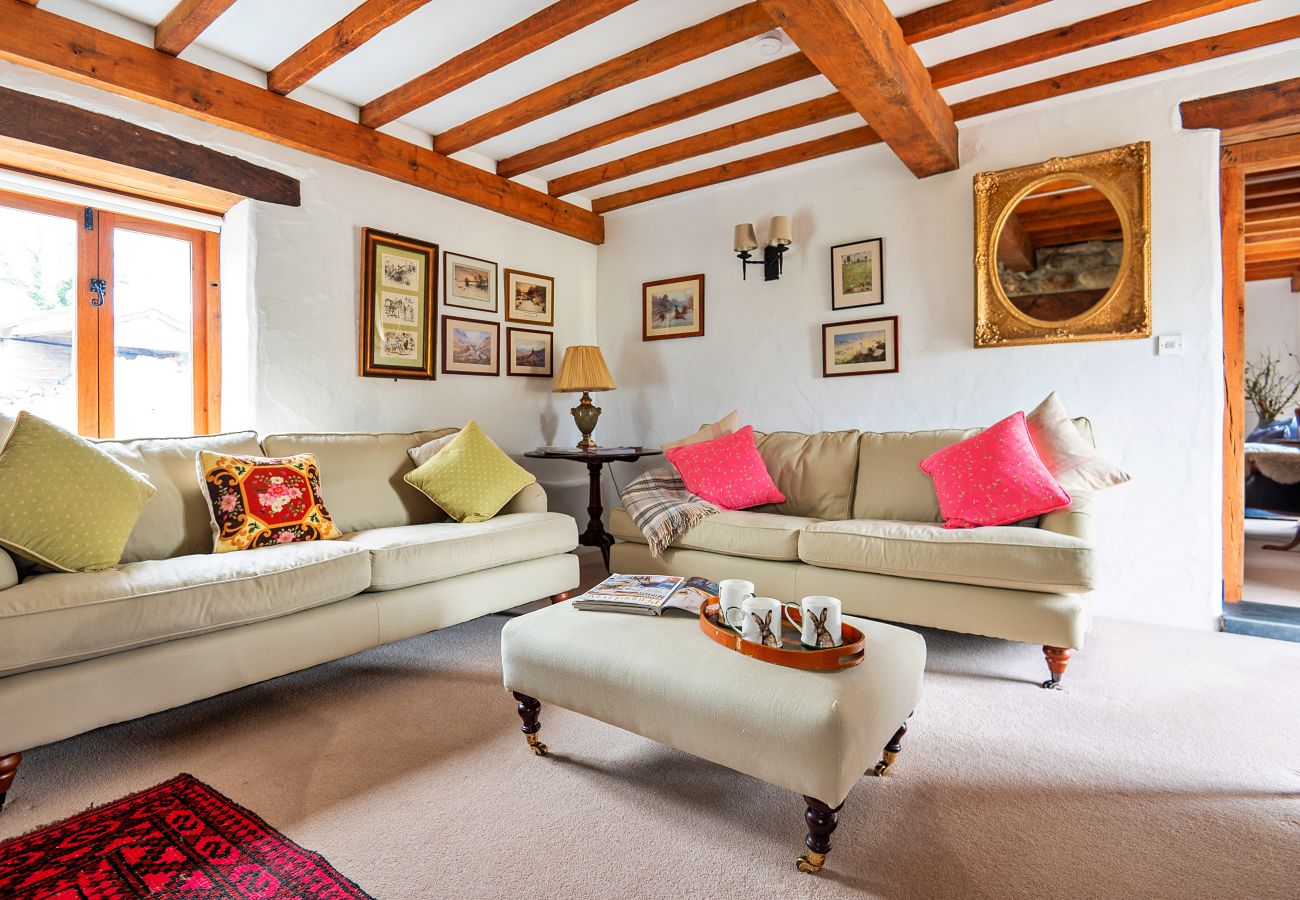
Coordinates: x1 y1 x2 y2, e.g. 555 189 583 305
570 391 603 450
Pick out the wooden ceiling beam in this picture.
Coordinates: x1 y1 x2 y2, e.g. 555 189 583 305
1245 189 1300 212
1181 74 1300 142
154 0 238 56
268 0 435 96
0 3 603 243
897 0 1052 43
1223 132 1300 173
1246 175 1300 198
433 3 774 155
997 211 1036 272
361 0 638 130
1244 266 1300 282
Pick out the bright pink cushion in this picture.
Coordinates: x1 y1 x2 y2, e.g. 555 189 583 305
919 412 1070 529
664 425 785 510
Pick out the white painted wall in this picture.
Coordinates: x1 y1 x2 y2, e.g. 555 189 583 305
1244 278 1300 435
595 51 1300 631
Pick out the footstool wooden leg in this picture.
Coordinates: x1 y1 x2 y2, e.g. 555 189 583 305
0 752 22 811
1042 646 1073 690
512 692 548 757
549 592 570 606
871 721 908 777
795 796 842 874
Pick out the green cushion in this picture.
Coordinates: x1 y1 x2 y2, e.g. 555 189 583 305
0 412 156 572
404 421 535 523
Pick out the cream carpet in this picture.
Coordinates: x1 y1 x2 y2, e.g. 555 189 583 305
2 597 1298 898
1245 517 1300 609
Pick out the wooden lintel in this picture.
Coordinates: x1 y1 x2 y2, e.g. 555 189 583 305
155 0 238 56
1181 75 1300 142
1222 133 1300 173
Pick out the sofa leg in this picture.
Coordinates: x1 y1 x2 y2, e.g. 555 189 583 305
512 692 548 757
0 752 22 811
796 796 842 874
549 592 570 606
1042 646 1073 689
871 721 908 776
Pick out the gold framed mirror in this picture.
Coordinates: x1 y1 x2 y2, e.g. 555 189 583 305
974 142 1151 348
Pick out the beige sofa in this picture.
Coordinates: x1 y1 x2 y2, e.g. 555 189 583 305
610 424 1097 687
0 427 579 809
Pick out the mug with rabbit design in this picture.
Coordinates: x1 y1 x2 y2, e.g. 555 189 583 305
723 596 784 648
782 596 843 649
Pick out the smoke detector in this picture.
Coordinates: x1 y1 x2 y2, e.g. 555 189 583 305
754 30 785 57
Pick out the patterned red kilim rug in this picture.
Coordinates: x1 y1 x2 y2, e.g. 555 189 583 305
0 774 372 899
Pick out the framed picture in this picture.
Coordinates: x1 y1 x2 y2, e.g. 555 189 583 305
441 315 500 376
831 238 883 310
506 327 554 378
504 269 555 326
642 274 705 341
444 250 498 314
822 316 899 377
359 228 437 379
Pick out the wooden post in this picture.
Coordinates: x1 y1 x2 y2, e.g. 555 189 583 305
1222 161 1246 604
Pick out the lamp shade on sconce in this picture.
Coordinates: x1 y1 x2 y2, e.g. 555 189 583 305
554 345 616 393
733 223 758 252
769 215 792 246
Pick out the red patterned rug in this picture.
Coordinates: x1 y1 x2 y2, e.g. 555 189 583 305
0 774 371 899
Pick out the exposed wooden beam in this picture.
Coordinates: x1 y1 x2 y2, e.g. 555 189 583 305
268 0 434 96
1244 264 1300 281
497 53 819 179
0 3 603 243
1294 272 1300 292
0 84 299 207
1246 175 1300 198
1181 75 1300 142
929 0 1263 90
433 3 774 155
898 0 1051 43
760 0 956 177
1222 162 1245 603
549 93 854 197
154 0 238 56
1245 241 1300 263
361 0 638 129
997 212 1036 272
1222 132 1300 173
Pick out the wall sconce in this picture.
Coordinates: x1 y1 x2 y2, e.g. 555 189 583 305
733 216 793 281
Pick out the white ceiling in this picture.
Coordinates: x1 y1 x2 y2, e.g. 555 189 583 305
33 0 1300 208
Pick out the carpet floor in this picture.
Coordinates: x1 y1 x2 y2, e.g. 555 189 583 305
2 594 1298 898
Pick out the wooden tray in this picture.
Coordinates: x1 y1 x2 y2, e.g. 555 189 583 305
699 602 865 671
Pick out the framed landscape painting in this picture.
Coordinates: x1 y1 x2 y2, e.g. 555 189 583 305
504 269 555 326
444 250 498 314
359 228 437 379
442 315 499 376
642 274 704 341
831 237 883 310
822 316 899 377
506 327 554 378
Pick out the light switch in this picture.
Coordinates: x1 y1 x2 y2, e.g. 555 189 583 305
1157 335 1184 356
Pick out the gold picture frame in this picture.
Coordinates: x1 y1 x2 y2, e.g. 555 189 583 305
973 142 1151 348
359 228 437 379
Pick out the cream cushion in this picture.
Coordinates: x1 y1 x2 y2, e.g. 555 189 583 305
0 541 372 676
97 430 263 563
345 512 578 592
1027 393 1130 492
609 506 819 561
407 433 457 468
262 429 455 533
754 430 861 520
501 601 925 806
853 429 978 522
798 519 1095 593
0 550 17 590
661 410 739 450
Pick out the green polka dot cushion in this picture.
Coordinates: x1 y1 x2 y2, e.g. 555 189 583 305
0 412 156 572
404 420 536 523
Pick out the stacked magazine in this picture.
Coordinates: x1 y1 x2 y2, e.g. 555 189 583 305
573 574 719 616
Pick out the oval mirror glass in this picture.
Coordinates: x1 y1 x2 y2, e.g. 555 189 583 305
995 179 1124 323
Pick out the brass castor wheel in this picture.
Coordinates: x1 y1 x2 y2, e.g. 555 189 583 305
1041 678 1062 690
525 734 548 757
871 760 891 777
796 851 826 874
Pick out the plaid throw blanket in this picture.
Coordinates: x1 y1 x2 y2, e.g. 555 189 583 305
618 467 717 557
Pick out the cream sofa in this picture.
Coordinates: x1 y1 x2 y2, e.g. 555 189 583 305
610 424 1097 687
0 426 579 809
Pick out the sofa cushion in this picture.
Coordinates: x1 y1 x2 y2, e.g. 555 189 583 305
0 541 372 677
198 452 342 552
610 506 819 562
97 430 263 563
261 429 456 533
403 421 537 523
754 430 860 520
798 519 1095 594
344 512 578 591
853 429 979 522
664 425 784 510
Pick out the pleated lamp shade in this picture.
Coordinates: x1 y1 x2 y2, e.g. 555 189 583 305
553 345 616 393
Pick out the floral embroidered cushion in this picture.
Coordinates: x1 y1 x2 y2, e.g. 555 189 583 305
918 412 1071 529
198 452 341 552
663 425 785 510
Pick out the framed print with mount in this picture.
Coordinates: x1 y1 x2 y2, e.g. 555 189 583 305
507 327 554 378
830 238 883 310
642 274 705 341
444 250 498 314
822 315 899 377
359 228 437 379
504 269 555 326
442 315 500 377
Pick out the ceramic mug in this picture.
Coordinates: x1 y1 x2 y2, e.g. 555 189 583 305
723 596 783 648
783 596 843 649
718 579 755 624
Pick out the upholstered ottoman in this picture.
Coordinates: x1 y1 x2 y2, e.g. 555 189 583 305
500 601 925 873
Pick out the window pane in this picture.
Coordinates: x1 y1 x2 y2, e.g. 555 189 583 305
0 205 77 430
113 228 193 438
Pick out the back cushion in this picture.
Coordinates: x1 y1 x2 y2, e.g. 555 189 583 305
853 429 980 522
261 429 456 533
97 431 263 562
753 430 861 520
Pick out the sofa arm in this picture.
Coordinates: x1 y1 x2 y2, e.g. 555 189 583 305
0 549 17 591
500 481 548 515
1039 491 1095 544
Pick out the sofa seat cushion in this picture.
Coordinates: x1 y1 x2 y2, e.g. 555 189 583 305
344 512 578 592
798 519 1094 594
609 507 820 562
0 541 372 677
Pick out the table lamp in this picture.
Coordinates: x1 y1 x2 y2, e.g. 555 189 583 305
553 345 616 450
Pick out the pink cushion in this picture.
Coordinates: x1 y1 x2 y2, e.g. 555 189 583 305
919 412 1070 529
664 425 785 510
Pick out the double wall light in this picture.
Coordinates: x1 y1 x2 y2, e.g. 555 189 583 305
733 215 793 281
